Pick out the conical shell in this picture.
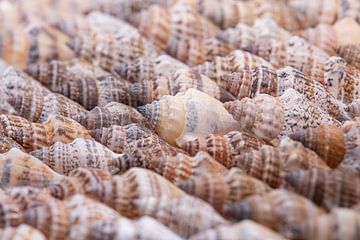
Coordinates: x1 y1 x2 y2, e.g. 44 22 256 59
190 220 287 240
224 95 285 141
0 114 93 151
216 23 256 51
77 102 149 130
90 124 161 153
7 186 51 211
336 44 360 70
0 224 47 240
138 89 240 146
178 168 271 210
0 199 23 228
0 135 26 153
135 195 228 238
339 119 360 173
223 189 325 238
89 168 184 218
284 169 360 209
346 99 360 118
181 131 267 168
0 148 63 189
156 151 228 183
290 125 346 168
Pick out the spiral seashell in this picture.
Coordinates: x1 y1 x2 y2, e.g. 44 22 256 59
346 99 360 118
6 186 51 211
0 135 26 153
324 56 360 104
49 167 111 200
336 44 360 69
135 195 229 238
0 224 47 240
0 148 63 189
76 102 149 130
339 119 360 173
181 131 267 168
284 169 360 209
138 89 240 146
89 167 184 218
224 94 285 141
216 23 256 50
252 17 293 42
178 168 271 210
289 125 345 168
0 23 74 69
295 208 360 240
67 29 158 78
90 124 162 153
190 220 287 240
23 199 70 240
0 114 93 151
158 151 228 183
223 189 325 238
0 199 23 228
277 67 349 122
298 24 338 55
248 37 329 84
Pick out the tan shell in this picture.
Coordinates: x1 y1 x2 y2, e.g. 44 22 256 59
138 89 240 146
336 44 360 70
135 195 228 238
290 125 346 168
0 198 23 228
0 224 47 240
0 148 63 189
224 94 285 141
0 114 93 151
178 168 271 210
0 135 26 153
223 189 325 238
181 131 267 168
339 119 360 173
190 220 287 240
284 169 360 209
346 99 360 118
333 17 360 46
216 23 256 50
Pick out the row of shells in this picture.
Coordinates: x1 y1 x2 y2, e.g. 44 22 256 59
0 0 359 240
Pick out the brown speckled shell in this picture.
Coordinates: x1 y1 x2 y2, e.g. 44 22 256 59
336 44 360 69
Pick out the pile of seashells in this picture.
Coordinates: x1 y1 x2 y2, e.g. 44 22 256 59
0 0 359 239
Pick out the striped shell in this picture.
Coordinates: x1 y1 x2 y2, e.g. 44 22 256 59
135 195 228 237
137 88 240 146
0 114 93 151
346 99 360 118
223 189 325 238
289 125 346 168
0 224 46 240
336 44 360 69
178 168 271 210
181 131 267 168
0 199 23 228
339 119 360 173
284 169 360 209
224 94 285 141
0 135 26 153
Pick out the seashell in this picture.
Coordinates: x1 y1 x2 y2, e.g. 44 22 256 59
30 138 124 175
88 216 182 240
346 99 360 118
289 125 346 168
277 67 349 122
223 189 325 238
297 24 338 55
181 131 267 168
0 67 87 123
288 0 339 27
336 44 360 69
23 199 70 240
248 37 330 84
216 23 256 50
90 124 162 153
295 208 360 240
77 102 148 130
0 114 93 151
339 119 360 173
67 29 158 78
88 167 184 218
0 23 74 69
7 186 51 211
0 199 23 228
338 0 360 23
324 56 360 104
0 135 26 153
135 195 229 238
252 17 293 42
333 17 360 46
190 220 288 240
224 94 285 141
284 169 360 209
49 167 111 200
157 151 228 184
138 88 240 146
0 224 47 240
0 148 63 189
278 139 330 171
178 168 271 210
